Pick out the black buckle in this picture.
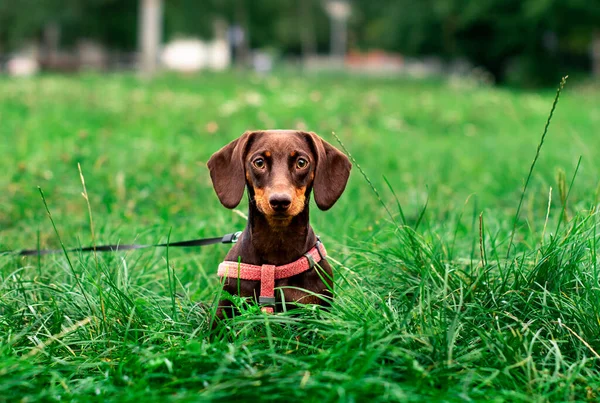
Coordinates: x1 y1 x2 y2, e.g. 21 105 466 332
259 296 276 306
221 231 242 244
315 236 325 261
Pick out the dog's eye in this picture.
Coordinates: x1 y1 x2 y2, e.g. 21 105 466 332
296 158 309 169
253 158 266 169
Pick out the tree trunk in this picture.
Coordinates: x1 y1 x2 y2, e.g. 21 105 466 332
138 0 163 77
43 22 60 66
330 17 347 60
234 0 250 68
299 0 316 63
325 1 350 63
592 30 600 79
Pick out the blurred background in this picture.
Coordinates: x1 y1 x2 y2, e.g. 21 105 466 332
1 0 599 87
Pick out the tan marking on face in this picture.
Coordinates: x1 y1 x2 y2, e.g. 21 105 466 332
253 187 271 215
290 151 297 157
264 151 271 157
252 185 307 229
245 171 253 185
288 186 306 217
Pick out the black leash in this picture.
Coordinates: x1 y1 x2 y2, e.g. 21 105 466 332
1 231 242 257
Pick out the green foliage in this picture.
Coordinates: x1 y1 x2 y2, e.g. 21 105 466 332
351 0 600 85
164 0 226 41
0 0 138 51
1 72 600 401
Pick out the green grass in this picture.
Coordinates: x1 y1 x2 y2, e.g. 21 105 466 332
1 71 600 402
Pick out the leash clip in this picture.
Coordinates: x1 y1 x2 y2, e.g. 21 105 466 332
222 231 243 244
259 296 276 306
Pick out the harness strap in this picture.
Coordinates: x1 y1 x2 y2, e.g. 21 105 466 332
259 265 276 314
218 241 327 314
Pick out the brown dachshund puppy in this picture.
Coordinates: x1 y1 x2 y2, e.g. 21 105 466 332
207 130 351 318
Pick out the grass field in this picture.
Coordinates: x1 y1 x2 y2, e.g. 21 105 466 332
1 72 600 402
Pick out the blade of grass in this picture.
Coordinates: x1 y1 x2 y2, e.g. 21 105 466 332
332 132 398 227
78 163 107 330
505 76 568 260
38 187 95 319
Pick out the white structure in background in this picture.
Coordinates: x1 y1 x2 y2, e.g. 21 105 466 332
160 38 230 72
207 32 230 70
6 45 39 76
161 39 207 72
7 56 39 76
160 21 231 72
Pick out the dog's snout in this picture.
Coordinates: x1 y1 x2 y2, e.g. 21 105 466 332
269 193 292 212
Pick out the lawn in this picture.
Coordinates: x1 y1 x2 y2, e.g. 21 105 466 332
1 71 600 402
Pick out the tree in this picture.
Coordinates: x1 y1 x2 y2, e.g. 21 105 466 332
0 0 138 52
349 0 600 85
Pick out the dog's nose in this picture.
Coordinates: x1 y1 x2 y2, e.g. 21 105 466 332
269 193 292 212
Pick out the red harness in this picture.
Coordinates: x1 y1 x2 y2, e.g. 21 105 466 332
217 240 327 313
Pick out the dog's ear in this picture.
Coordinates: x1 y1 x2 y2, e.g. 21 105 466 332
305 132 352 210
207 131 254 209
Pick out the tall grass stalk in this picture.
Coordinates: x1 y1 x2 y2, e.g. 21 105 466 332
506 76 568 260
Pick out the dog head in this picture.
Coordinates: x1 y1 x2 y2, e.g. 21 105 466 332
207 130 352 224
